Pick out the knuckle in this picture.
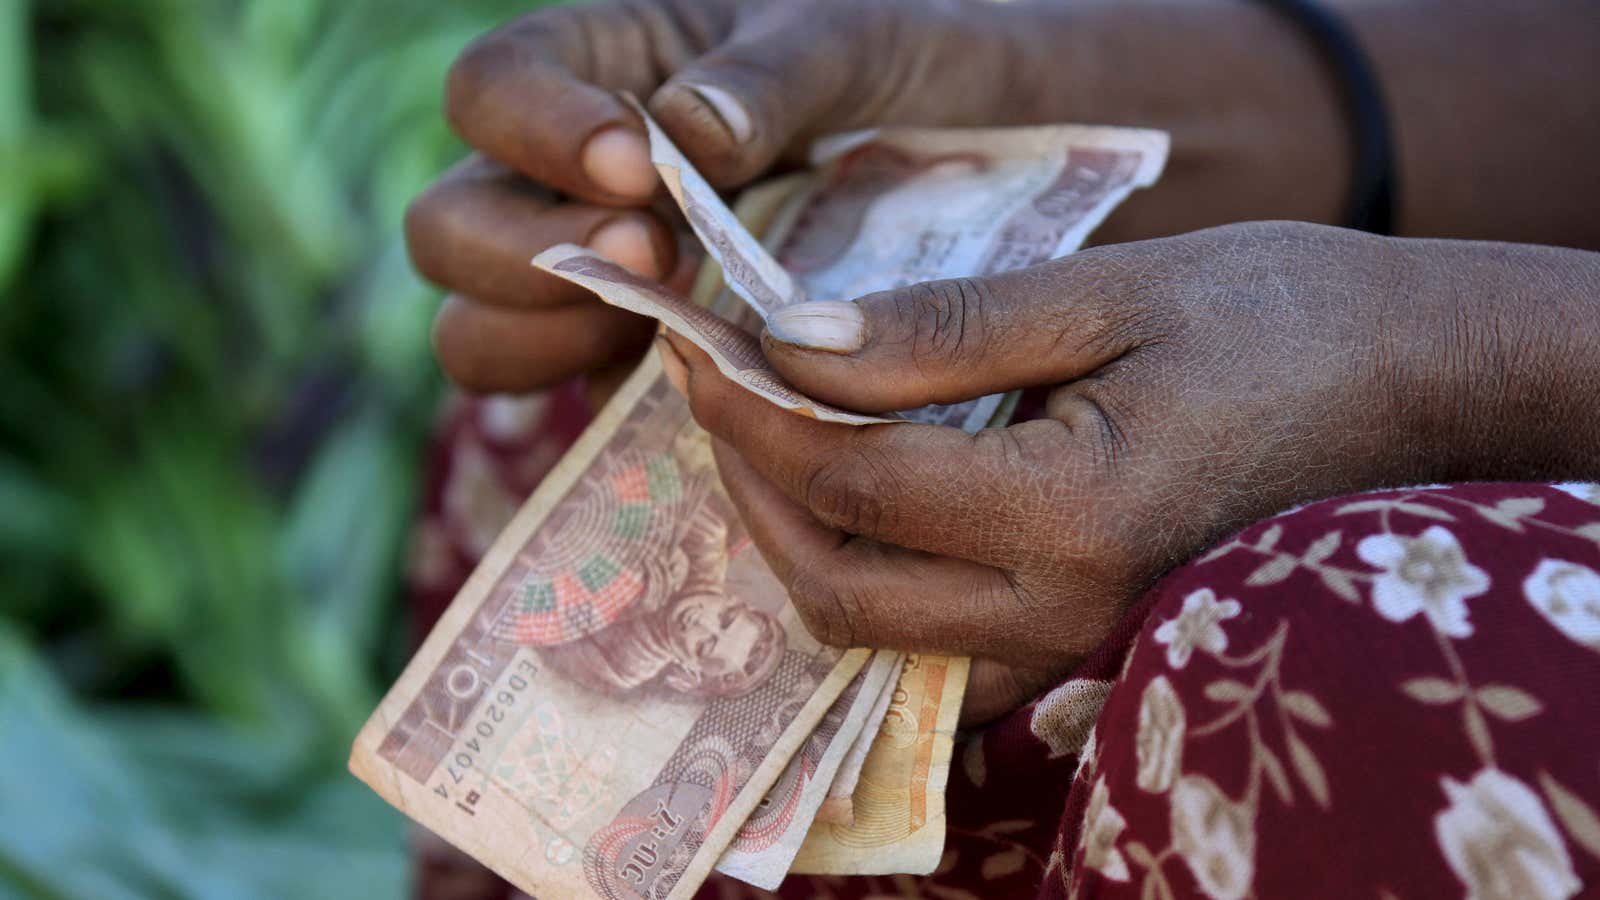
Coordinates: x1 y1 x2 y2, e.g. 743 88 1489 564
786 563 863 648
431 298 509 394
402 186 457 284
895 277 993 369
800 445 900 536
445 32 514 128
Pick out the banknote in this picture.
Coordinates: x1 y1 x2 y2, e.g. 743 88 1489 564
816 657 903 827
533 245 899 426
361 108 1170 897
545 102 1171 433
351 343 877 900
713 650 903 889
789 654 971 877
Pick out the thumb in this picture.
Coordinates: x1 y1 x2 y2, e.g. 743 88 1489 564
645 10 859 189
760 252 1151 413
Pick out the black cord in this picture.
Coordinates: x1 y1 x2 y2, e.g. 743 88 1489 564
1256 0 1398 234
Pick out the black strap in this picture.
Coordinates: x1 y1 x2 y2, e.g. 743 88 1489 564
1257 0 1398 234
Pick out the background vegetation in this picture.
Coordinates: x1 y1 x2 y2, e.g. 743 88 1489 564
0 1 543 895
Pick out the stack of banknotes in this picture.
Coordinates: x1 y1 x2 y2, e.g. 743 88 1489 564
350 99 1168 899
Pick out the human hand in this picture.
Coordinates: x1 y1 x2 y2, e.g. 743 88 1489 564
409 0 1358 396
660 221 1600 724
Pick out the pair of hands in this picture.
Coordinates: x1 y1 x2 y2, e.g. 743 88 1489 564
408 0 1598 722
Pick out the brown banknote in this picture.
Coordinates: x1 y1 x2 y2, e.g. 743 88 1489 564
547 101 1171 433
358 111 1170 897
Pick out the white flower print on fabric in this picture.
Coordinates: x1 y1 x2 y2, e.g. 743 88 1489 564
1170 775 1256 900
1080 776 1130 882
1030 678 1114 760
1523 559 1600 653
1153 588 1241 669
1553 482 1600 506
1135 675 1185 793
1357 525 1490 637
1434 768 1580 900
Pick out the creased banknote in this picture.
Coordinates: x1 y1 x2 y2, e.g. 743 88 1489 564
542 101 1170 433
790 654 971 877
359 108 1169 897
713 650 903 889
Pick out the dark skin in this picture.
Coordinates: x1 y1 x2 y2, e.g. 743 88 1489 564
406 0 1600 722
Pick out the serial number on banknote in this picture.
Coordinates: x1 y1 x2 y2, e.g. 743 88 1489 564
432 655 539 812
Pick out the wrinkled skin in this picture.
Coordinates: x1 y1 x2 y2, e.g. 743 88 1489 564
408 0 1600 721
408 0 1371 396
662 222 1600 723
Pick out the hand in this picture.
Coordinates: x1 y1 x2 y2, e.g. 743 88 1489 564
409 0 1358 396
661 221 1600 723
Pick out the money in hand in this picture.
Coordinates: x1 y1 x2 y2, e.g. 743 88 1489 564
352 103 1168 898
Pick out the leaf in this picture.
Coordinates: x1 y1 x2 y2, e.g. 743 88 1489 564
1124 840 1157 868
1496 497 1545 517
1302 530 1341 565
1393 501 1456 521
1203 679 1253 703
1319 568 1361 602
1282 690 1333 728
1286 732 1330 808
1576 522 1600 542
1540 772 1600 861
1259 744 1293 806
1198 540 1240 563
1464 703 1495 763
1401 677 1464 704
978 819 1034 838
1475 685 1543 722
1335 499 1393 516
1334 498 1454 521
1245 554 1296 586
981 847 1027 880
1256 523 1284 552
1475 506 1526 532
925 884 984 900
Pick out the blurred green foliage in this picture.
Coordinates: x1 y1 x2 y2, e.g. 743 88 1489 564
0 0 544 895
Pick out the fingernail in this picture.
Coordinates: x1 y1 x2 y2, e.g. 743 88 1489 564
588 218 663 277
680 82 754 145
656 333 689 396
581 127 657 198
766 301 866 353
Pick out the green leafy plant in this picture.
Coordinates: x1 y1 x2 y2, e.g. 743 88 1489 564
0 1 547 896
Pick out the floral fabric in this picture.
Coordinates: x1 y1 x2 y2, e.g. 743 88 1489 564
410 395 1600 900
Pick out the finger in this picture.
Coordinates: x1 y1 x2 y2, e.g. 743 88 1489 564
759 248 1167 413
406 156 676 310
667 331 1081 569
962 660 1065 728
711 440 1052 666
647 7 860 188
434 294 654 394
445 3 732 202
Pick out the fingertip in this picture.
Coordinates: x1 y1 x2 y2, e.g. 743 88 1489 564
765 301 866 353
587 216 668 278
580 127 657 200
648 81 766 188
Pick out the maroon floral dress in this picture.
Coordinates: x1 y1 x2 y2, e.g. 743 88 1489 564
411 389 1600 900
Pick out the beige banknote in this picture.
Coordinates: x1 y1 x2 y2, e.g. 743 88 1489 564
713 650 903 889
816 657 903 827
789 654 971 877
